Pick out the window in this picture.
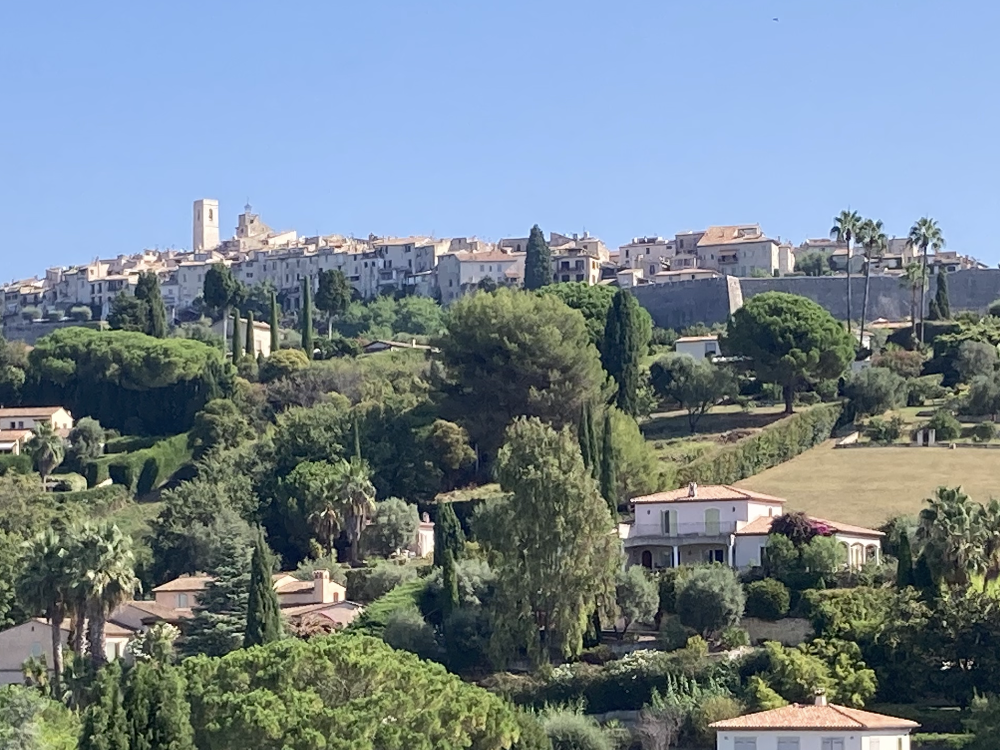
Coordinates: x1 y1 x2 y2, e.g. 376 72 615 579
208 208 213 221
777 739 800 750
734 739 756 750
820 739 845 750
704 508 720 535
177 593 189 608
707 548 725 563
17 421 24 429
561 274 570 282
575 274 585 282
679 239 685 249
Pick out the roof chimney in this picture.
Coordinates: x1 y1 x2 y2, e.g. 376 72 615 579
814 689 828 707
688 482 698 498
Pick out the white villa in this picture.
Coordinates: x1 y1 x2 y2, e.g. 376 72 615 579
620 484 883 571
711 693 918 749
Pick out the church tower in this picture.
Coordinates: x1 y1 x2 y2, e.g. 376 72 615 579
193 199 220 253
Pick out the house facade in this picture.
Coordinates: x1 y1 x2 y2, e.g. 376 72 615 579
621 485 882 571
711 694 918 749
696 225 794 277
0 407 73 433
674 335 720 361
0 618 132 686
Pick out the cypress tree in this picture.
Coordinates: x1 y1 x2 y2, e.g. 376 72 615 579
433 502 465 567
80 662 129 750
301 277 314 359
135 271 167 338
441 549 459 621
599 411 617 518
934 271 951 320
244 310 254 357
601 290 649 416
912 552 938 599
578 404 592 470
353 414 362 460
523 224 552 290
244 533 282 648
269 291 280 353
231 310 242 362
896 529 914 589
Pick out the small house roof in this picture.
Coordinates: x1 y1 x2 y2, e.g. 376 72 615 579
0 407 66 418
711 703 918 731
151 575 212 593
631 485 786 505
735 514 883 538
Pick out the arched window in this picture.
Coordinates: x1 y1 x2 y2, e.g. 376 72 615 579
640 550 653 569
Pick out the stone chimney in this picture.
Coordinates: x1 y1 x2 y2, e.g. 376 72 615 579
688 482 698 498
814 689 828 707
313 569 331 603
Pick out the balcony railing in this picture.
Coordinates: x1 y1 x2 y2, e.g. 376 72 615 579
623 521 738 545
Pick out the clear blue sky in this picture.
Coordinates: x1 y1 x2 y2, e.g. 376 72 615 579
3 0 998 282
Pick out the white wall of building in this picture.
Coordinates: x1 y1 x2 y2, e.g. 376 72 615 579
715 729 910 750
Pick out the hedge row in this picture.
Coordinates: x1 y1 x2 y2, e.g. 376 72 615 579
103 435 164 454
83 433 192 496
56 484 131 509
675 403 843 487
348 577 430 638
0 454 32 476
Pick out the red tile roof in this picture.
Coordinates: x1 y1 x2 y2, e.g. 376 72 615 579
711 703 919 730
631 485 786 505
735 515 883 538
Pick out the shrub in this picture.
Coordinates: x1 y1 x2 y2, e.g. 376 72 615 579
540 709 612 750
907 374 947 406
0 454 32 476
864 415 904 444
21 306 42 321
814 379 840 402
955 340 998 383
69 305 93 322
51 473 87 492
691 694 744 748
259 349 311 384
795 391 821 406
970 422 997 443
381 605 437 660
873 348 925 379
676 404 841 486
345 561 419 603
719 626 750 650
844 367 906 417
104 433 192 495
744 579 791 621
658 616 692 652
926 410 961 441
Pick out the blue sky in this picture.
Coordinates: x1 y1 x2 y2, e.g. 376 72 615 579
2 0 998 281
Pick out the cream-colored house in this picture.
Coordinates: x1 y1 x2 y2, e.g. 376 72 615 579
551 248 602 286
0 407 73 434
696 225 793 277
711 694 918 749
621 484 882 571
674 335 720 361
416 514 435 558
618 236 676 272
653 269 721 285
437 251 525 303
0 618 133 686
0 429 32 455
151 570 347 611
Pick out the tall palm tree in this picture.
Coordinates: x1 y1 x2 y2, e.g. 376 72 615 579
901 263 928 345
17 529 74 699
907 217 945 345
831 209 862 334
76 523 140 668
855 218 887 345
28 422 64 491
307 502 341 558
335 458 376 565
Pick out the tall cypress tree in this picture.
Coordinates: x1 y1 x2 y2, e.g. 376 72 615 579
135 271 167 338
433 502 465 567
244 310 254 357
587 405 601 481
601 290 649 416
933 271 951 320
599 411 617 518
244 533 282 648
269 291 280 354
301 277 314 360
523 224 552 291
231 310 242 362
441 549 459 621
80 662 129 750
896 530 914 589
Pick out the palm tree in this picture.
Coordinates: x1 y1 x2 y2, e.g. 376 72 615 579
335 458 376 565
76 523 140 668
901 263 928 345
18 529 74 699
855 218 887 344
28 422 64 491
907 217 945 345
831 209 862 334
307 502 341 558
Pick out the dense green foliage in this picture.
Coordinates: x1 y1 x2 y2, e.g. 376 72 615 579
844 366 906 417
524 225 552 291
675 566 745 637
744 578 791 620
676 403 842 486
25 328 232 434
650 354 737 432
601 290 651 416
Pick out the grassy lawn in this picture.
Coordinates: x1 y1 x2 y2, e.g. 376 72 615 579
102 500 164 542
736 441 1000 528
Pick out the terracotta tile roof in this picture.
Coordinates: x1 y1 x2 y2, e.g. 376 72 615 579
117 600 192 621
734 514 883 538
448 251 525 263
697 225 771 247
0 429 32 441
631 485 786 505
711 703 919 730
151 575 212 593
0 407 65 418
274 579 318 595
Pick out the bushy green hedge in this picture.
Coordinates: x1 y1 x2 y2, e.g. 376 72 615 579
84 433 192 495
675 404 842 487
912 734 973 750
56 483 131 508
103 435 163 454
348 577 430 637
0 454 32 476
